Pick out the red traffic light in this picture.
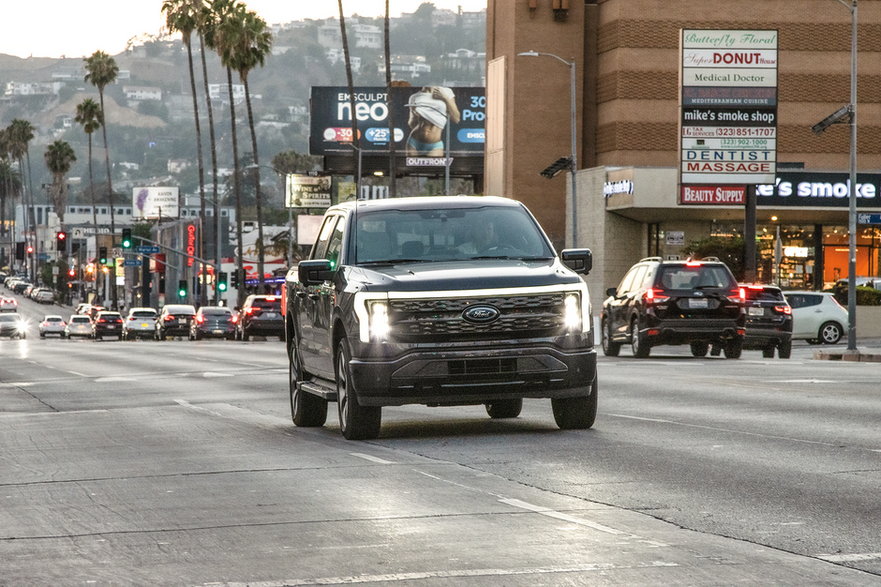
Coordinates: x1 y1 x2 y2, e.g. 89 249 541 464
26 245 34 254
68 269 76 277
57 231 66 240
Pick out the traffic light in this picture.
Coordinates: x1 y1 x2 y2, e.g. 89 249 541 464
26 245 34 255
121 228 132 249
231 270 240 288
218 272 228 292
56 231 67 251
68 267 76 278
99 247 108 264
178 279 187 297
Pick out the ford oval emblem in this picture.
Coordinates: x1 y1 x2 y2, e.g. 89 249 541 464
463 305 500 324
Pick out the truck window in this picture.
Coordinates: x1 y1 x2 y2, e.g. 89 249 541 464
311 215 339 260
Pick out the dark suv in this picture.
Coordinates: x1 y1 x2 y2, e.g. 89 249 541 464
155 304 196 340
237 295 283 341
740 284 792 358
601 257 745 358
93 311 124 340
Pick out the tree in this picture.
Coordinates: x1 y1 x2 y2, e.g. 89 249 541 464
384 0 397 197
271 150 321 176
74 98 102 235
338 1 359 191
683 236 747 281
8 119 36 278
164 0 209 306
226 6 272 289
0 129 23 243
44 141 77 224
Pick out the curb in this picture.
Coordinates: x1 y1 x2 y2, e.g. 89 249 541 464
813 350 881 362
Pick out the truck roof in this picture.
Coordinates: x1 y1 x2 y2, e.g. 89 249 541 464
328 195 519 214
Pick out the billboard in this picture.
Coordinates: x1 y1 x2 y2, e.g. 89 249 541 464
285 174 332 208
133 186 179 220
309 86 486 157
679 30 778 187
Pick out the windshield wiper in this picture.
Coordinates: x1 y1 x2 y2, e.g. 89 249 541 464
359 258 429 266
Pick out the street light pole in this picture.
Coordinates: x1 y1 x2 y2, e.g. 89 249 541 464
845 0 858 352
518 50 578 247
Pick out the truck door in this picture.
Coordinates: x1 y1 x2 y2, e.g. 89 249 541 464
297 215 339 377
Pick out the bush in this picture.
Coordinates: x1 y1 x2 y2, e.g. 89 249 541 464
831 285 881 306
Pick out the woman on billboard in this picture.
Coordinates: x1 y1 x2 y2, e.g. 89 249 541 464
405 86 461 156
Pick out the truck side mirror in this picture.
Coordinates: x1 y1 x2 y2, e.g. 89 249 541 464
606 287 617 298
298 259 334 286
561 248 592 275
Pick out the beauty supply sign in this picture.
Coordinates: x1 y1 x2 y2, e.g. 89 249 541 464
680 30 778 187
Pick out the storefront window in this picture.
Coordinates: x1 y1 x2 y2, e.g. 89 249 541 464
757 224 815 288
822 226 881 287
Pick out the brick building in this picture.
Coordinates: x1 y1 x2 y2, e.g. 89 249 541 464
486 0 881 312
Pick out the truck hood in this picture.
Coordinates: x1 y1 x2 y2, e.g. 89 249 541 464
350 259 583 292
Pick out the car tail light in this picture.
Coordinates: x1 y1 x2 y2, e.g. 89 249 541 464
725 288 745 303
129 316 136 321
644 288 670 303
774 304 792 315
164 315 175 321
231 315 239 324
244 307 254 315
685 260 702 267
195 315 205 324
265 296 277 301
97 318 106 323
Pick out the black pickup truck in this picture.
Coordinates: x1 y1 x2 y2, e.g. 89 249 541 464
284 196 597 439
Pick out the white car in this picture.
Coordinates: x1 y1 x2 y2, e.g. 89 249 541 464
39 315 67 338
32 288 55 304
64 315 95 339
784 291 848 345
123 307 158 340
0 296 17 312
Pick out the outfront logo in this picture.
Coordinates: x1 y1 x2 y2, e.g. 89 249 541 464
462 305 501 324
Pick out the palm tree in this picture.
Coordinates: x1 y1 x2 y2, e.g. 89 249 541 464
164 0 209 306
205 0 247 305
0 129 22 243
74 98 102 237
44 141 77 225
84 50 119 309
8 119 36 278
338 1 359 192
226 7 272 289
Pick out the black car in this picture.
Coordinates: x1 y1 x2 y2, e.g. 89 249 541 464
93 311 124 340
601 257 745 358
236 295 283 341
155 304 196 340
0 312 28 339
190 306 236 340
740 284 793 358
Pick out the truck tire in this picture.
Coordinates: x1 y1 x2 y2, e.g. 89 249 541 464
552 375 597 430
485 399 523 419
289 330 326 427
336 339 381 440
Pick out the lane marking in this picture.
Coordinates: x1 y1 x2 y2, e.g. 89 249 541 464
816 552 881 563
65 370 89 377
218 561 680 586
499 498 626 535
349 453 396 465
203 372 235 378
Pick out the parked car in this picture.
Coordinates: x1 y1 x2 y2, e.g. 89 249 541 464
190 306 236 340
38 315 67 338
236 294 283 341
93 311 124 340
31 288 55 304
0 313 28 339
0 296 17 312
601 257 745 358
740 284 792 358
784 291 847 344
123 307 158 340
155 304 196 340
65 314 95 339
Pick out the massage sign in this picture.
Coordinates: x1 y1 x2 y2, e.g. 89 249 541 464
679 29 778 203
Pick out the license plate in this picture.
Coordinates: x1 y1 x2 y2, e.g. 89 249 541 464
689 298 708 309
140 323 149 327
107 325 117 329
213 329 223 334
264 312 277 318
748 307 764 316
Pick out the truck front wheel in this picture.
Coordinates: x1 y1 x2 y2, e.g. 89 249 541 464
336 339 381 440
485 399 523 419
289 332 326 427
551 375 598 430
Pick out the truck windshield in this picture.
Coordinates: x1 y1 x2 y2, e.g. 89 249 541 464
353 205 554 264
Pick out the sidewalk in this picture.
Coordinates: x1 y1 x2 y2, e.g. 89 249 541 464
813 337 881 362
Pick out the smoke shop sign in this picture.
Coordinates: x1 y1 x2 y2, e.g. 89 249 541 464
757 173 881 208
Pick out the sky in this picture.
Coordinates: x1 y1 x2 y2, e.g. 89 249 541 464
1 0 487 59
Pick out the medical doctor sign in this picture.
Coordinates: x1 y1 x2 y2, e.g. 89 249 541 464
680 29 778 186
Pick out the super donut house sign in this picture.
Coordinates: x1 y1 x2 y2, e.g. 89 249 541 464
679 29 778 203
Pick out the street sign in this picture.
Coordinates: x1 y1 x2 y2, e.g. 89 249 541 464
124 259 141 266
136 245 160 254
857 213 881 225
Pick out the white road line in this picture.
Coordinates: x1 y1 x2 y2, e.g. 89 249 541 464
203 372 235 378
65 370 89 377
217 561 679 586
816 552 881 563
499 498 626 535
349 453 396 465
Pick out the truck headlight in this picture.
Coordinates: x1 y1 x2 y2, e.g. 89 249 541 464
369 301 390 340
564 293 581 330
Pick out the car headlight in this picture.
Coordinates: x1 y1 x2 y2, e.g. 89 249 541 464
16 321 28 333
369 301 390 340
564 293 581 330
354 292 391 343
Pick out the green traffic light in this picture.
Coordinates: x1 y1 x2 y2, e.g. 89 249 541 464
121 228 132 249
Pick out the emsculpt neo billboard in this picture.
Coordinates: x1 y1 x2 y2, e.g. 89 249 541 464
309 86 486 157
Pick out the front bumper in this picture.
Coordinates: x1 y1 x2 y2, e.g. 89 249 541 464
349 341 596 407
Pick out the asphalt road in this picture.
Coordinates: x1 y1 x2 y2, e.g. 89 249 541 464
1 292 880 585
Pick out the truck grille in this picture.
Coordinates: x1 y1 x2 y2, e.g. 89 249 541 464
388 294 566 341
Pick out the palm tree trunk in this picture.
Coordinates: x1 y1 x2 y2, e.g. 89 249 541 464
227 68 245 307
88 137 98 245
22 154 36 281
338 1 359 195
384 0 396 198
242 76 264 289
199 31 222 305
98 89 117 310
185 36 208 307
